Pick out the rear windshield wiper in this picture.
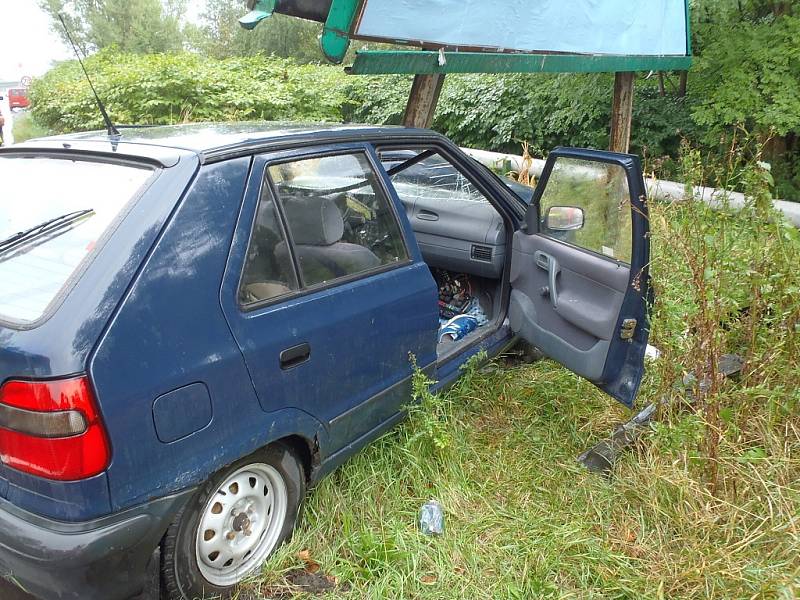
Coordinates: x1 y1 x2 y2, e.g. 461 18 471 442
0 209 95 256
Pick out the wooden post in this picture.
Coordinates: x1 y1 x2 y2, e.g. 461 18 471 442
678 71 688 97
609 71 635 153
403 73 445 129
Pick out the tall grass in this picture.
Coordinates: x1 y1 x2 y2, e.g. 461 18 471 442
10 112 51 143
241 146 799 599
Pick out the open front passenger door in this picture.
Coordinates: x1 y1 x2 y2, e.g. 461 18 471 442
509 148 651 407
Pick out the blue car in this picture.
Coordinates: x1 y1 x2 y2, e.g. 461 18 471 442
0 123 650 600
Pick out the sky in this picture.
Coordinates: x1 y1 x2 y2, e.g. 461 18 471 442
0 1 208 83
0 1 72 82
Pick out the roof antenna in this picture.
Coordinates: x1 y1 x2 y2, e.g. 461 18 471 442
57 13 120 137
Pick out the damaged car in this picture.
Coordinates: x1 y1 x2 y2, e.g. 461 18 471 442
0 123 650 600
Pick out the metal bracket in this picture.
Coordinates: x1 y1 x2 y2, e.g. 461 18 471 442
320 0 359 63
239 0 277 30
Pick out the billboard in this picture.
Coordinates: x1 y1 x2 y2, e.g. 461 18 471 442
352 0 689 57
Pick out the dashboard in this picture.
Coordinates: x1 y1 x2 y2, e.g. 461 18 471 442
389 179 505 278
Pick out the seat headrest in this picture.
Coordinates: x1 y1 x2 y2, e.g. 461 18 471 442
282 196 344 246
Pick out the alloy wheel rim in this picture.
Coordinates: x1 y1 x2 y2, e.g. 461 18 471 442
195 463 288 587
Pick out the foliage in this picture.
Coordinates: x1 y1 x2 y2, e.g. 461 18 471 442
404 352 487 455
39 0 185 54
691 15 800 139
404 355 454 454
184 0 323 63
688 0 800 197
29 51 362 132
647 137 800 493
10 112 52 143
350 73 695 163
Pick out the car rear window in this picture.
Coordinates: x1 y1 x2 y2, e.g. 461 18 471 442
0 156 154 324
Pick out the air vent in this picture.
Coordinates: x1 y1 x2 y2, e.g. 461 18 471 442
471 245 493 262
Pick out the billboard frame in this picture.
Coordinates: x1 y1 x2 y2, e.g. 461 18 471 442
320 0 693 73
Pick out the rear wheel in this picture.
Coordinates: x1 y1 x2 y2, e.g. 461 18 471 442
161 444 305 599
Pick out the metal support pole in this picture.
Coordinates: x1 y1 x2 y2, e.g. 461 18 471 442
402 73 445 129
609 71 635 153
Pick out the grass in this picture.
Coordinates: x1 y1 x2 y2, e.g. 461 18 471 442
242 357 798 599
10 111 51 143
239 158 800 599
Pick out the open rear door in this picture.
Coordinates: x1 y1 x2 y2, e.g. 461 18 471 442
509 148 651 407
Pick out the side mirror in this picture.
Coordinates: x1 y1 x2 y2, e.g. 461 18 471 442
545 206 585 231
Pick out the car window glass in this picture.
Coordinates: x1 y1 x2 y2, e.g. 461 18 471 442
381 150 490 205
268 153 407 288
239 186 299 305
0 156 153 323
538 157 632 263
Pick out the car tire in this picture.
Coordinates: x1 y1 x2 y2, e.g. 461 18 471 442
160 443 305 600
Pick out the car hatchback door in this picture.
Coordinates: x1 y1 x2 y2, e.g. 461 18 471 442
509 148 651 407
221 145 439 452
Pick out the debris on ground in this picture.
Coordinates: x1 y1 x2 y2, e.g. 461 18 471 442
419 499 445 535
578 353 745 476
256 549 348 599
577 403 657 475
258 569 344 599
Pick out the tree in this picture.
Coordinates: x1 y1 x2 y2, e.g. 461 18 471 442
690 0 800 196
40 0 186 54
184 0 322 62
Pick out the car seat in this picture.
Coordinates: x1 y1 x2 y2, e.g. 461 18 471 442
275 195 380 285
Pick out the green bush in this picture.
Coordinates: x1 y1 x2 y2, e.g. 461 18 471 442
31 51 691 161
27 49 797 196
31 50 364 132
351 72 695 162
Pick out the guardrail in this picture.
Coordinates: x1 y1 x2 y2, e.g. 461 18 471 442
463 148 800 227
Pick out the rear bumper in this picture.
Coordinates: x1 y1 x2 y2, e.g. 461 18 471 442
0 489 194 600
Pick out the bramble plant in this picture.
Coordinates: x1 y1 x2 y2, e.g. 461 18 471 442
646 134 800 494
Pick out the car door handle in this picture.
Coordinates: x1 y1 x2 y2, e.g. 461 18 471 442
279 343 310 370
534 251 561 309
417 210 439 221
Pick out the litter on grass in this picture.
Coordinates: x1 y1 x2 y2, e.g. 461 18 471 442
419 500 444 535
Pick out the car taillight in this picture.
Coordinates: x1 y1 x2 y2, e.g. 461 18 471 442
0 376 111 480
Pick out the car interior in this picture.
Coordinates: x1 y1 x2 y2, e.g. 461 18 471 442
377 148 510 358
238 147 514 360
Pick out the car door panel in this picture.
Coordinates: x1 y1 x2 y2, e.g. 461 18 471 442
510 234 628 380
510 148 650 407
221 145 439 454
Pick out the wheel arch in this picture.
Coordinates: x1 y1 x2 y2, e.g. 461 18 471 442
272 434 317 484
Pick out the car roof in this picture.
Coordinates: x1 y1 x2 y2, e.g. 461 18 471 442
13 122 441 165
